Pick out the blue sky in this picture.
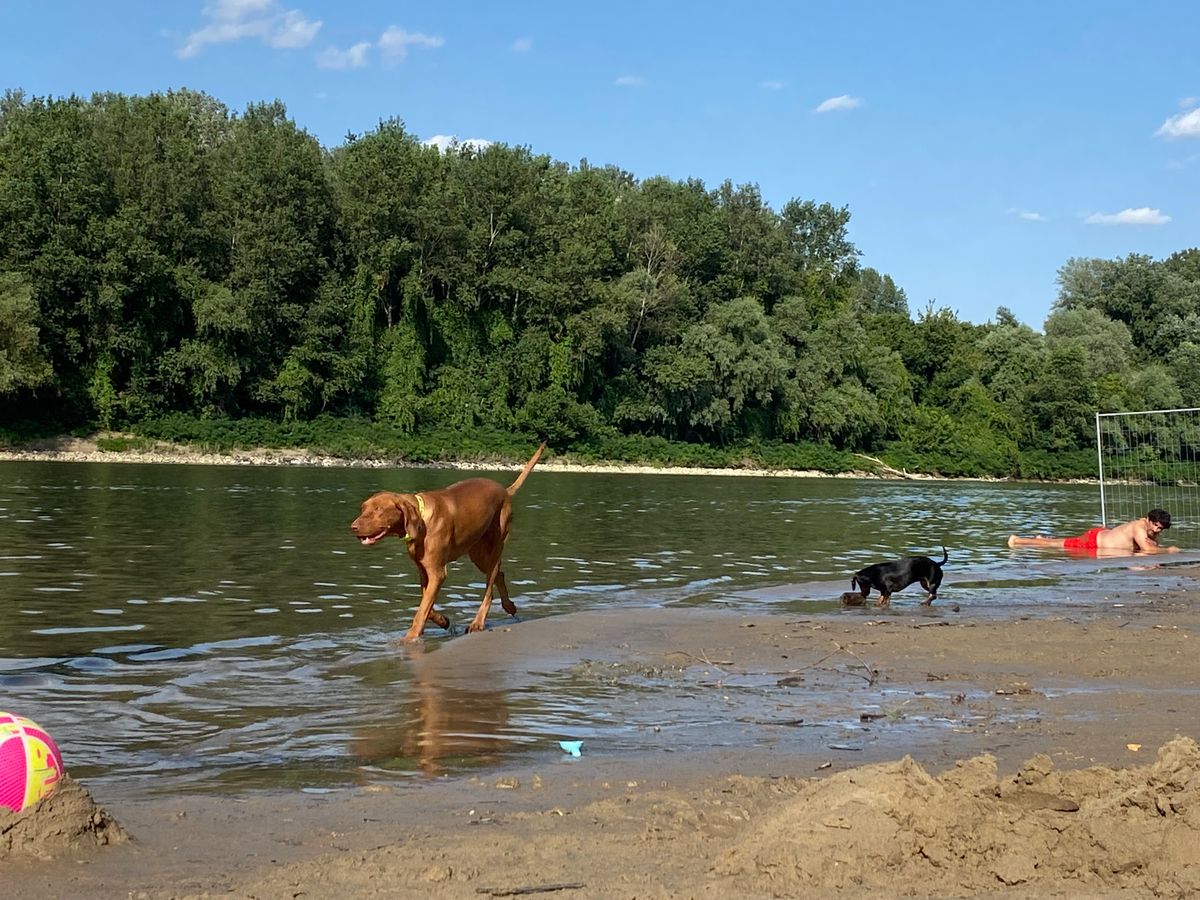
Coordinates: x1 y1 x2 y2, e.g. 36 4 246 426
2 1 1198 328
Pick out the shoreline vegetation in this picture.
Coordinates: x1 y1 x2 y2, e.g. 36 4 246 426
0 430 1054 482
2 415 1102 482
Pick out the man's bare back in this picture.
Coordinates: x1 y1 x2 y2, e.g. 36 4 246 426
1007 509 1179 554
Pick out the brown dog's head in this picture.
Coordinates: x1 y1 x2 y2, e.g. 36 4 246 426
351 492 423 546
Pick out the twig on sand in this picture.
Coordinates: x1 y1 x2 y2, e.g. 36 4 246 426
798 641 880 685
832 640 880 685
678 650 735 670
478 883 587 897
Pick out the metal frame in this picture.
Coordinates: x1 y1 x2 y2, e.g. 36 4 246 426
1095 406 1200 529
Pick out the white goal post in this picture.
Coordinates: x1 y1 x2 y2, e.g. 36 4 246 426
1096 408 1200 543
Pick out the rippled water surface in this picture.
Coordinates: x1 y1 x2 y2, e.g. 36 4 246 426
1 460 1193 794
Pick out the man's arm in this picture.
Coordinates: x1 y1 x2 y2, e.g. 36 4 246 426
1133 524 1180 553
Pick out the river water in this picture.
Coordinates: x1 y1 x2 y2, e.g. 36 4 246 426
1 460 1194 795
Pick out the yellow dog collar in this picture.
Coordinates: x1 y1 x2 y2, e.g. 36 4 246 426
403 493 425 544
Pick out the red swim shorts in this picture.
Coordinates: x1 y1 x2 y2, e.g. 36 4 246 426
1063 527 1105 551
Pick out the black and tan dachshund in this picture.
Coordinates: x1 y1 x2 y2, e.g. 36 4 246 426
849 547 948 608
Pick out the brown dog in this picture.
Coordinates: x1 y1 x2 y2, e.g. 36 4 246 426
351 442 547 642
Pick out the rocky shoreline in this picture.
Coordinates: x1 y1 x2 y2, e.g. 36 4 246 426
0 434 898 479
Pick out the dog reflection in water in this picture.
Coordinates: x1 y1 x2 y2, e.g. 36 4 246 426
351 645 513 777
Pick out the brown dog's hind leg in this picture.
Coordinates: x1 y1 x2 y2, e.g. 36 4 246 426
466 512 514 634
494 570 517 616
466 545 505 634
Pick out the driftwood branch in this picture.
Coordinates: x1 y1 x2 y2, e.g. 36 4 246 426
854 453 918 479
478 883 587 897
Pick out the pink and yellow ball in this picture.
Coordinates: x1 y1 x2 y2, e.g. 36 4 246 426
0 712 64 814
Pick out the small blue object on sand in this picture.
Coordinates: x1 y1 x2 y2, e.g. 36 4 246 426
558 740 583 757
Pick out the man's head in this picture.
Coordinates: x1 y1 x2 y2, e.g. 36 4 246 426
1148 508 1172 532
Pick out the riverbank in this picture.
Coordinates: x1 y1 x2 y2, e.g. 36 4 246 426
0 433 1012 481
7 574 1200 898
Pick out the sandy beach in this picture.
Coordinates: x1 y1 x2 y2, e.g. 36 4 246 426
5 572 1200 898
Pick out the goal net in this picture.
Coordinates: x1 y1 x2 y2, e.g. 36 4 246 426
1096 408 1200 545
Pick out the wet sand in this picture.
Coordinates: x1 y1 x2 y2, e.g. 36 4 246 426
7 567 1200 898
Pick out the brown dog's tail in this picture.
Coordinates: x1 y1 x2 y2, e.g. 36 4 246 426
507 442 547 495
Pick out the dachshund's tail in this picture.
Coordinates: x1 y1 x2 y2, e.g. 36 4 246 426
507 442 548 495
937 546 948 566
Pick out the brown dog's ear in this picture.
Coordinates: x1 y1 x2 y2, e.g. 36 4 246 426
392 495 424 544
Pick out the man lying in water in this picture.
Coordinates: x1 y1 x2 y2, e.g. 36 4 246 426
1007 508 1179 554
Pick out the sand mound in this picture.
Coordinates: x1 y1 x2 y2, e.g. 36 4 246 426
716 736 1200 897
0 776 127 859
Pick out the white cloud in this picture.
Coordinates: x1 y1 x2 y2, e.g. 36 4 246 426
512 37 533 53
1084 207 1171 226
317 41 370 69
378 26 444 63
269 9 321 48
1156 106 1200 139
814 94 862 113
614 75 645 87
179 0 320 58
424 135 494 153
1007 207 1046 221
1180 96 1199 109
761 80 785 90
208 0 274 20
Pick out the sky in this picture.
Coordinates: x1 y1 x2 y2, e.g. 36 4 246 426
2 1 1198 328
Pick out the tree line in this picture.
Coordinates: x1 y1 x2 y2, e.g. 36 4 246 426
2 88 1199 476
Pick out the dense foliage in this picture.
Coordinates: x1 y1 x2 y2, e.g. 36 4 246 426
2 88 1199 476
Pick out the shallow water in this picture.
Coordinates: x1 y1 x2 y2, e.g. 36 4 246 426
0 460 1194 795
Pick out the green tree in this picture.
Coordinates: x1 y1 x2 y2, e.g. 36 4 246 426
1043 306 1133 382
207 100 336 413
976 319 1044 442
1027 343 1095 450
632 297 784 442
1055 254 1190 353
0 272 51 394
852 267 909 316
0 94 108 413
